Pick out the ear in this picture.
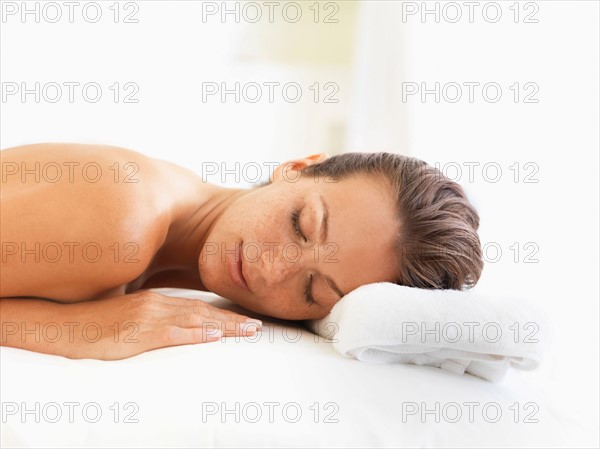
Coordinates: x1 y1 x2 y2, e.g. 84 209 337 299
271 152 330 183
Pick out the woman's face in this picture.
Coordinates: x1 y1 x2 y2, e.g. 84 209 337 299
198 155 400 320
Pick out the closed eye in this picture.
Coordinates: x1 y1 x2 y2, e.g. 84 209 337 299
291 209 307 243
291 208 316 306
304 274 315 306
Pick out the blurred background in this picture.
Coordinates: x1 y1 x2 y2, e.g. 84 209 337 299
1 0 598 441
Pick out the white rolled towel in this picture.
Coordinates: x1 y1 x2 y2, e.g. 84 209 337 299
306 282 550 382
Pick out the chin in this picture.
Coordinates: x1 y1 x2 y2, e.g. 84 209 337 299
198 259 223 294
199 261 239 302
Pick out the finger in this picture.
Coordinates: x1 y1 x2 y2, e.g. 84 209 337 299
176 315 261 336
203 309 262 327
201 303 263 324
149 302 262 333
205 320 262 337
153 326 223 349
164 298 262 326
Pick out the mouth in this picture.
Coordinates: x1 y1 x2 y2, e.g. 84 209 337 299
228 241 250 292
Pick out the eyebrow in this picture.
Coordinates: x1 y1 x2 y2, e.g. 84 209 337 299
318 194 345 300
319 193 329 243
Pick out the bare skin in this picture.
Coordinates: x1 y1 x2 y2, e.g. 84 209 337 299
0 143 399 359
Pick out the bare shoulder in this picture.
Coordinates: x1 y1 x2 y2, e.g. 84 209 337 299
0 143 172 301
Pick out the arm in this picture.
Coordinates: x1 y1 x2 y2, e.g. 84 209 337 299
0 291 262 360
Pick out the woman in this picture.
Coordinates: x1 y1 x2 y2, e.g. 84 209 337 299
0 143 483 360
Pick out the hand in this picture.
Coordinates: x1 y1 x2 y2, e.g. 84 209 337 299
58 290 261 360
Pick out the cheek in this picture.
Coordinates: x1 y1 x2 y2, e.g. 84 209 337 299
249 210 289 246
230 205 270 239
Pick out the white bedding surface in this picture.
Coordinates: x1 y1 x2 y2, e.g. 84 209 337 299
0 289 589 448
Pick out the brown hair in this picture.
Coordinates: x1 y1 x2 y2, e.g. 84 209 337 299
298 152 484 290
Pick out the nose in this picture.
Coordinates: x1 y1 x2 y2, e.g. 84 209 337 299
259 243 304 287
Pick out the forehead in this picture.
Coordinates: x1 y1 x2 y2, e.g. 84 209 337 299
302 174 400 293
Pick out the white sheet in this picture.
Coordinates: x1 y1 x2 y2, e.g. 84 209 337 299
0 289 589 448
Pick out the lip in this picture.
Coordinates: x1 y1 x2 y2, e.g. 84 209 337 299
228 241 250 292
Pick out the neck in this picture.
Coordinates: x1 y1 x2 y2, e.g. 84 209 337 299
152 183 249 280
